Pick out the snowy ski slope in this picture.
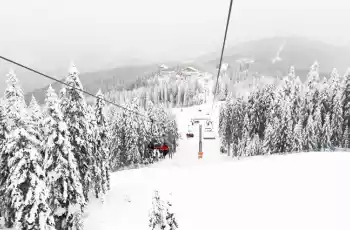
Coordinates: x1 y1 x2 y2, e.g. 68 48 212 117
84 98 350 230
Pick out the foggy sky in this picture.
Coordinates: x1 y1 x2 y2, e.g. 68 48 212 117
0 0 349 91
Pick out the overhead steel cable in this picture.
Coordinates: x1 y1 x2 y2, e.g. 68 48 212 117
0 55 150 120
212 0 234 110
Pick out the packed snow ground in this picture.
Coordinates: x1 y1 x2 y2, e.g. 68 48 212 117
84 100 350 230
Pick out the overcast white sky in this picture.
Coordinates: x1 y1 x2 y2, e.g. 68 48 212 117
0 0 349 74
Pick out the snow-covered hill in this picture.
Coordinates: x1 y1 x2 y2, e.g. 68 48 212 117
83 96 350 230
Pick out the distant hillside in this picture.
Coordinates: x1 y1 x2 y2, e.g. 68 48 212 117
198 36 350 82
25 62 211 104
25 64 160 104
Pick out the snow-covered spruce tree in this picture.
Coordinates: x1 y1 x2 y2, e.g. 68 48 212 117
331 92 343 147
292 119 304 152
2 75 55 229
304 114 317 151
61 63 93 202
94 89 111 194
28 95 45 160
263 117 279 155
149 190 166 230
322 113 332 150
108 112 123 170
262 121 273 155
164 197 178 230
307 61 320 90
219 96 234 156
246 91 260 139
314 105 323 151
86 104 102 199
28 95 43 128
42 85 86 230
232 98 246 156
290 75 303 128
342 126 349 149
126 99 143 165
276 100 294 153
237 113 251 157
305 62 321 117
2 69 26 131
342 68 350 131
149 190 178 230
329 68 341 114
58 87 68 110
111 100 140 168
0 69 27 228
319 83 330 119
0 99 8 219
158 107 179 158
4 114 55 230
248 134 263 156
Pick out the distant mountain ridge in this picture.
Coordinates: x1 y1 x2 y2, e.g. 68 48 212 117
198 36 350 82
24 36 350 104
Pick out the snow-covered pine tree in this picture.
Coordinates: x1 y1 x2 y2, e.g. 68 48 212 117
164 113 179 154
0 99 8 220
165 196 178 230
237 113 251 157
263 120 276 155
86 104 101 199
322 113 332 150
289 66 296 81
305 62 321 117
28 95 45 159
28 95 43 127
249 134 263 156
331 92 343 147
126 98 143 164
4 113 55 230
42 85 86 230
3 69 26 131
94 90 111 194
319 86 329 122
342 126 349 149
61 63 93 202
273 96 294 154
290 76 303 128
149 190 178 230
1 72 55 229
219 96 234 156
329 68 341 105
341 68 350 131
307 61 320 90
0 69 28 228
111 99 141 167
149 190 167 230
108 112 123 170
314 105 323 150
292 119 304 152
58 87 68 111
304 114 316 151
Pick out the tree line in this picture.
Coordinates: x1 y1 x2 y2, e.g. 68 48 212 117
219 62 350 157
105 71 206 109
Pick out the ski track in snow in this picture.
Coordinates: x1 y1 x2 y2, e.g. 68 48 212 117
84 83 350 230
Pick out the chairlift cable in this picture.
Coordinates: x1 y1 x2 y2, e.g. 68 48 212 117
212 0 234 110
0 55 153 122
